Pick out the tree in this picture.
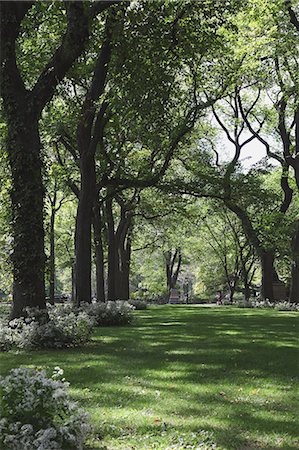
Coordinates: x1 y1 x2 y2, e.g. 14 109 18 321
0 1 118 317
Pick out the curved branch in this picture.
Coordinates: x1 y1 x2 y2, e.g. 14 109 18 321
286 1 299 32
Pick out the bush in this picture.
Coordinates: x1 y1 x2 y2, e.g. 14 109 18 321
235 299 253 308
274 301 299 311
0 305 93 351
251 299 273 309
0 320 14 351
81 301 133 326
128 299 147 310
235 299 299 311
0 367 91 450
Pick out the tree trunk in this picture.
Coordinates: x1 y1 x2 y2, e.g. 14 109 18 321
106 199 118 301
118 228 132 300
49 206 56 305
7 113 46 318
75 155 95 305
124 234 132 299
71 260 76 303
261 250 275 301
244 282 251 302
228 282 236 302
92 202 106 302
165 249 182 299
224 200 277 302
290 221 299 303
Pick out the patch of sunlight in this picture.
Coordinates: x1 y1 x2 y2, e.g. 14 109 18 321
160 322 187 326
98 336 120 343
218 330 242 335
270 341 298 348
165 349 195 355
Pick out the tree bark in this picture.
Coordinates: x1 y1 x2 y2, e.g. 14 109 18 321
118 223 132 300
92 202 106 302
290 221 299 303
224 200 276 301
7 112 46 318
0 1 102 317
165 249 182 298
75 155 96 305
71 260 76 303
106 198 118 300
49 203 56 305
74 22 112 305
244 281 251 302
261 250 276 301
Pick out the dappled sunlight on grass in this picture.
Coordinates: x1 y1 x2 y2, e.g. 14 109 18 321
0 306 298 449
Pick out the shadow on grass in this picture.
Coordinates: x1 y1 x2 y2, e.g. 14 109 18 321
1 306 298 449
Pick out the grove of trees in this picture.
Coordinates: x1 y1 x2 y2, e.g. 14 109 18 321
0 0 298 318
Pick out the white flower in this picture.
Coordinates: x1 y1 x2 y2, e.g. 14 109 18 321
0 368 91 450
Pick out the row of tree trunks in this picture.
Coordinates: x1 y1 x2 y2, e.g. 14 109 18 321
105 196 134 301
165 249 182 299
0 1 114 318
224 200 280 302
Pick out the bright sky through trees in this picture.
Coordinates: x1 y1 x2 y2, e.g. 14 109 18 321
223 137 279 169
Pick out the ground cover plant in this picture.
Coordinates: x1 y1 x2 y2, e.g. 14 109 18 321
0 306 298 450
0 367 90 449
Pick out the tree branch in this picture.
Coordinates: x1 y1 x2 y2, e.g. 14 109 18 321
286 1 299 32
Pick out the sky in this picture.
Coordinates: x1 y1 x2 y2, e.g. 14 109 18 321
219 135 280 171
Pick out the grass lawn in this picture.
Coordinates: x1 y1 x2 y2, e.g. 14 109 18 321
0 306 298 449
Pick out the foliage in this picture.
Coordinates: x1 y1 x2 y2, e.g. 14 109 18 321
235 298 299 311
0 305 93 351
81 301 134 327
0 367 90 450
0 150 12 295
128 299 147 310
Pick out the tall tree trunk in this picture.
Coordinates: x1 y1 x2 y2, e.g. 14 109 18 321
165 249 182 298
92 202 106 302
106 198 118 300
49 205 56 305
75 155 95 305
1 2 117 317
118 227 132 300
224 200 276 302
228 282 236 302
244 281 251 302
261 250 275 301
7 114 46 318
71 260 76 303
290 221 299 303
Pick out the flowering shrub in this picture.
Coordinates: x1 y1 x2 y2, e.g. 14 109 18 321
128 299 148 310
274 301 299 311
81 301 134 326
235 300 253 308
0 367 91 450
235 299 299 311
0 319 14 351
250 299 273 309
0 305 93 351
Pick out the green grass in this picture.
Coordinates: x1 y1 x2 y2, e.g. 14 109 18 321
1 306 298 449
